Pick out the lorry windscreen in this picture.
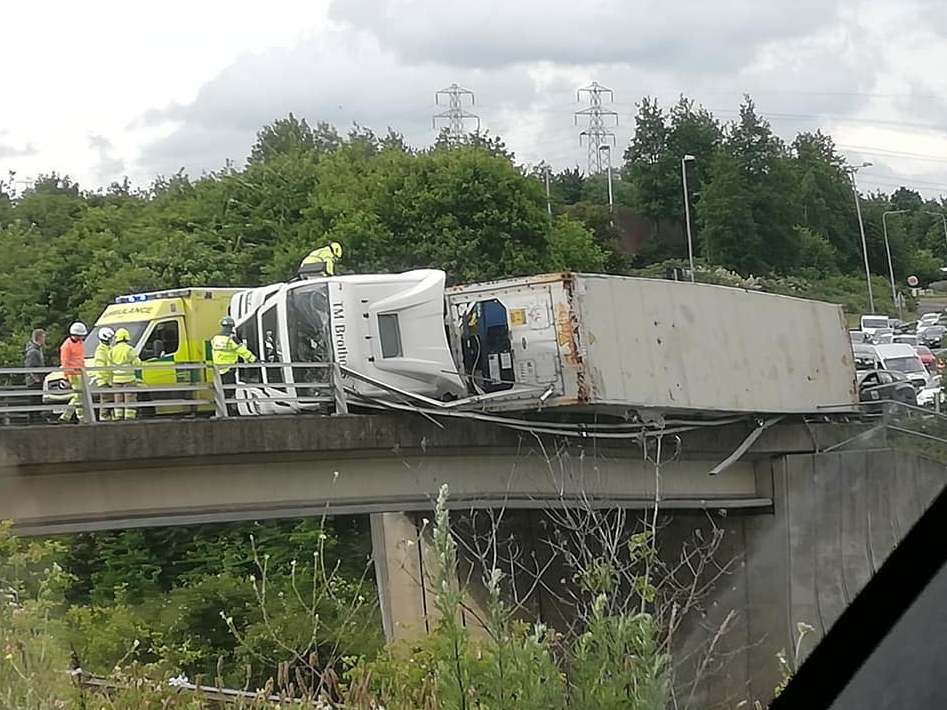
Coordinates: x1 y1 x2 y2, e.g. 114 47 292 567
287 284 332 379
83 322 148 357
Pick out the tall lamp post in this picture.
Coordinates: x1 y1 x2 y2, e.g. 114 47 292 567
681 154 696 283
846 162 874 313
882 209 907 319
599 145 614 213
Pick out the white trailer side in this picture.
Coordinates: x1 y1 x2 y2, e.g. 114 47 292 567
446 273 856 415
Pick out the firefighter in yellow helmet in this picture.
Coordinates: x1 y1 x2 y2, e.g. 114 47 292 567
110 327 142 420
212 316 257 415
298 241 343 277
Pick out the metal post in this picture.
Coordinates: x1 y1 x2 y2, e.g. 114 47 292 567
600 146 614 212
544 166 552 219
848 163 874 313
883 210 907 320
332 363 349 415
211 367 228 418
681 155 696 283
79 369 96 425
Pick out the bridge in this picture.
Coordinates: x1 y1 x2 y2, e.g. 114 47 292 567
2 412 856 535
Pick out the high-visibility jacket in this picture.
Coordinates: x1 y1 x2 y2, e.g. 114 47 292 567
300 246 337 275
93 342 112 386
60 337 85 376
212 334 256 374
110 341 141 384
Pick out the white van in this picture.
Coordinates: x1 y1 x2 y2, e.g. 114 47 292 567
860 314 890 336
872 343 931 389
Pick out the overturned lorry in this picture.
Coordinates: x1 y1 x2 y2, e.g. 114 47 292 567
228 269 858 417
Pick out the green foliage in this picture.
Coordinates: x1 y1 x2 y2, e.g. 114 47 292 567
349 486 668 709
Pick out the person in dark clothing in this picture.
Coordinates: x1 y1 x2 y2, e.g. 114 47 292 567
23 328 46 423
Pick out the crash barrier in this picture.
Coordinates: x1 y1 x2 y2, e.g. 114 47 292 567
0 362 348 425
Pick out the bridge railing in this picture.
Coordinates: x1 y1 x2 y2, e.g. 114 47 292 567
0 362 348 425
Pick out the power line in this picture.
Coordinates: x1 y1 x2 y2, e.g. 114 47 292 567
837 145 947 165
575 82 618 174
433 83 480 139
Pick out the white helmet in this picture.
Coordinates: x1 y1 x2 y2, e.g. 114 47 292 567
98 326 115 343
69 322 88 337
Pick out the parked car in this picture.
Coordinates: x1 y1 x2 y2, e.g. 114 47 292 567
919 312 941 327
849 330 867 344
860 314 891 336
918 325 946 347
894 320 917 334
873 343 932 389
915 345 937 372
870 327 894 344
858 369 918 412
918 375 944 409
853 343 880 371
893 334 918 346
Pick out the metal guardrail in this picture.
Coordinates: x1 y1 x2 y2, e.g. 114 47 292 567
0 362 348 426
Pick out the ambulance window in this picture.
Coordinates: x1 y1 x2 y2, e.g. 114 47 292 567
261 306 283 383
378 314 403 358
143 320 180 360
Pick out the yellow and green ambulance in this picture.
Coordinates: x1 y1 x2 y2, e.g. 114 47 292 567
45 288 240 415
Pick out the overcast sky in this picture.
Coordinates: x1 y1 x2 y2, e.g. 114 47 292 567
3 0 947 197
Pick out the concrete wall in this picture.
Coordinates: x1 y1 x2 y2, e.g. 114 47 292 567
370 449 946 708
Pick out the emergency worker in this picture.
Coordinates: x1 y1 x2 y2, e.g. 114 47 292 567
93 327 115 421
298 241 343 277
211 316 257 415
59 322 87 423
110 328 142 420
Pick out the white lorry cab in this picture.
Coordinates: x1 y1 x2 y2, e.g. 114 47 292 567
229 270 465 414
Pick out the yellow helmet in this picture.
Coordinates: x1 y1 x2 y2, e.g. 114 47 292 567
329 241 343 259
114 328 131 343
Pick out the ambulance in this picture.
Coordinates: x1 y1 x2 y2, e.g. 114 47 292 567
44 288 240 415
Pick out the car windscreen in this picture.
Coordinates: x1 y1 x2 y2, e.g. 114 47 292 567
883 356 925 374
862 318 888 329
83 322 149 357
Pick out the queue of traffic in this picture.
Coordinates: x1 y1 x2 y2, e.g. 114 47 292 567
852 312 947 410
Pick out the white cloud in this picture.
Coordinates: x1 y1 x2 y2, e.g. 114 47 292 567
1 0 947 198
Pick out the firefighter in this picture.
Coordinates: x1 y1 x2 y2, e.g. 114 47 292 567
93 326 115 421
211 316 257 415
110 328 142 420
59 322 87 423
298 241 343 277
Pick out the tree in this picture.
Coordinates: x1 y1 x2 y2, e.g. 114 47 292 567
697 151 761 273
248 114 340 164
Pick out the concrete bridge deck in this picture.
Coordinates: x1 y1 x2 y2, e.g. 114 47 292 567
2 413 859 534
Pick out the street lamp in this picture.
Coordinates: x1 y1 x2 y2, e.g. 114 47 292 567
681 154 696 283
882 210 907 319
846 162 874 313
599 145 614 213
